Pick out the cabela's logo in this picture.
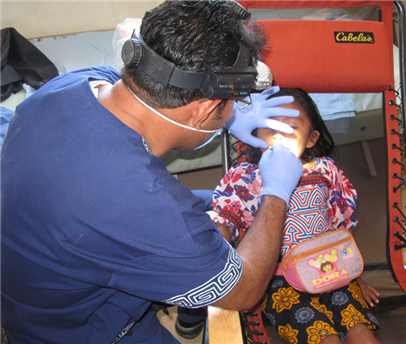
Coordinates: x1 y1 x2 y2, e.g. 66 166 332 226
335 31 374 43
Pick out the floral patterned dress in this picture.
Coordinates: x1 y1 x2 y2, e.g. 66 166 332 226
212 157 379 343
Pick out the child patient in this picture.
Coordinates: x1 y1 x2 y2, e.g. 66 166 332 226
212 88 381 344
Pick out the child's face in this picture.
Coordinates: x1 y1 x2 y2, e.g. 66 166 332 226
257 102 319 161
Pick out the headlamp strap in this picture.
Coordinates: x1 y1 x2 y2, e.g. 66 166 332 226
134 32 204 88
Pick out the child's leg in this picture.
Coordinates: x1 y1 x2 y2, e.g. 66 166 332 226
320 280 380 343
309 324 381 344
315 323 382 344
344 323 381 344
264 276 341 344
319 334 344 344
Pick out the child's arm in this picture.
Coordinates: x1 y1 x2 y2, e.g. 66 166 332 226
330 163 379 307
357 277 380 307
349 229 380 307
212 163 261 244
216 222 232 243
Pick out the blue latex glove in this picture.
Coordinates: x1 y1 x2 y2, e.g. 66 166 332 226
224 86 300 149
258 142 303 206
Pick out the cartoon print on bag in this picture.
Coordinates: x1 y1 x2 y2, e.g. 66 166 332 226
307 249 349 290
308 249 338 273
340 245 354 259
320 261 335 273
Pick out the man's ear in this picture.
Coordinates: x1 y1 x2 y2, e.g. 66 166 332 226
191 99 222 129
306 130 320 148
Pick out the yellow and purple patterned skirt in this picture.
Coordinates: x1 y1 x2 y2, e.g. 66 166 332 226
262 276 379 344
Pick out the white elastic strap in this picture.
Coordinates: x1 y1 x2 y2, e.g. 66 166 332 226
124 83 219 133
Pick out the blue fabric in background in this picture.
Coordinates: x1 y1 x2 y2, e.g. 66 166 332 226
1 106 14 149
309 93 358 120
191 190 214 211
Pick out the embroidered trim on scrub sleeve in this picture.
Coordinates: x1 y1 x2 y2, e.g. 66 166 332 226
163 245 243 308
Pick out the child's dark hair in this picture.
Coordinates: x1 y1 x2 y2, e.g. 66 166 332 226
237 87 337 165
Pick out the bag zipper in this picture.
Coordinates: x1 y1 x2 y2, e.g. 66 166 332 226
287 235 352 268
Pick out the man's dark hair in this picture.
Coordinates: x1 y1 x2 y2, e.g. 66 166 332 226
122 0 266 109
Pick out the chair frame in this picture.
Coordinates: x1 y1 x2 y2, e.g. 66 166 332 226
214 1 405 343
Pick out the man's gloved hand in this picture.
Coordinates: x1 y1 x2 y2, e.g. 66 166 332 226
224 86 300 149
258 143 303 206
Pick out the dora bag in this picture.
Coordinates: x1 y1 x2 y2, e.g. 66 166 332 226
281 230 364 293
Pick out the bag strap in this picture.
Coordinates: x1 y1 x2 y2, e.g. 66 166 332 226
274 263 283 276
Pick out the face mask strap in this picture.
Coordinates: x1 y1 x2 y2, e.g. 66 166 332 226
124 82 220 133
193 129 222 150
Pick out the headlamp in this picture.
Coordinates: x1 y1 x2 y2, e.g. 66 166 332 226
121 2 259 99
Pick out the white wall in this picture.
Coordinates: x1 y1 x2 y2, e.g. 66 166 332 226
1 1 163 39
2 0 405 41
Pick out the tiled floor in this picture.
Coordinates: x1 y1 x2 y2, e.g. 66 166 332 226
170 137 406 343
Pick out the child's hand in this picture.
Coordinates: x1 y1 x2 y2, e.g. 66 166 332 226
357 277 380 307
216 222 232 243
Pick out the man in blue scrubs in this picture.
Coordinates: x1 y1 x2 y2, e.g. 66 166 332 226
1 1 302 343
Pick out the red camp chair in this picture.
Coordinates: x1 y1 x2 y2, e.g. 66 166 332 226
209 1 405 343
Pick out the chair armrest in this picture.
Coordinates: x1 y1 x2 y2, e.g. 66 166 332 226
207 306 243 344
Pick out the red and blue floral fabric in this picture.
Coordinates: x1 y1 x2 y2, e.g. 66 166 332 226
212 157 357 255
